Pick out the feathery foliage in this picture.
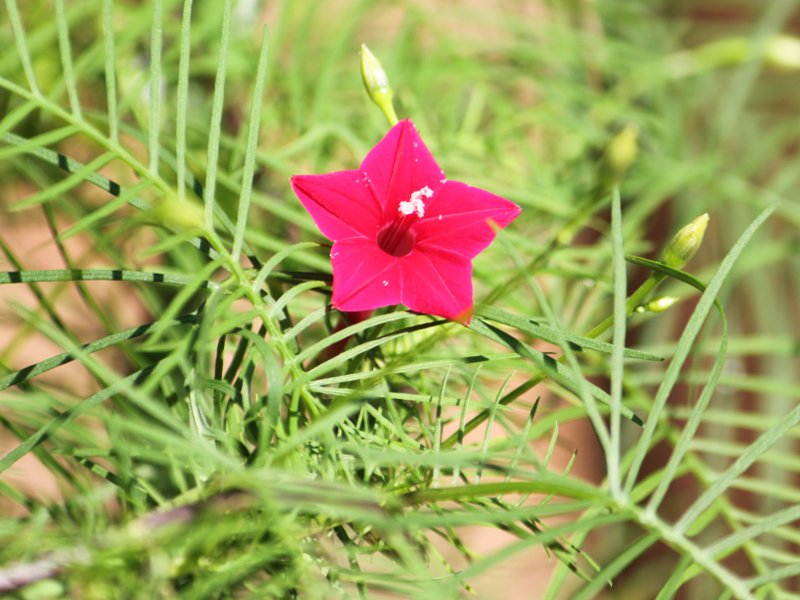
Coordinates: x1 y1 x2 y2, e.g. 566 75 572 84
1 1 798 598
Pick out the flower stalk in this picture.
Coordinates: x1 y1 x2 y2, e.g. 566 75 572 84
585 213 709 339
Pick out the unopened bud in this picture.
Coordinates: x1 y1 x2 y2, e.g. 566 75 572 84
360 44 398 125
661 213 709 269
635 296 679 314
149 191 205 232
765 35 800 70
605 126 639 179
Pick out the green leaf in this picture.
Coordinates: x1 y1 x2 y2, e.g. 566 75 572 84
470 318 643 425
475 305 663 362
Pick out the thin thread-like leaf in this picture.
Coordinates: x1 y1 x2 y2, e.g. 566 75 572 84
676 400 800 534
203 0 233 232
572 534 659 600
0 366 155 475
624 203 778 495
475 305 662 361
293 311 411 365
0 268 217 290
175 0 194 203
0 131 223 260
608 187 626 496
54 0 81 117
0 126 79 159
59 180 153 240
148 0 163 175
403 476 605 504
102 0 118 143
4 0 40 94
0 98 39 136
746 563 800 590
470 318 641 425
0 314 199 392
646 284 728 514
232 28 270 263
451 368 478 485
708 504 800 557
0 132 147 210
11 152 116 211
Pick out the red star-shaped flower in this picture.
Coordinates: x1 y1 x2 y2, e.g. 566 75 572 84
290 119 520 323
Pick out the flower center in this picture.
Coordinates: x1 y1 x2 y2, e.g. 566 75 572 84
376 187 433 257
377 220 416 256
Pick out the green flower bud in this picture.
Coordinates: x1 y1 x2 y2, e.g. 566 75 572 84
661 213 709 269
765 35 800 70
149 190 205 233
665 35 800 79
635 296 679 314
605 125 639 179
360 44 399 126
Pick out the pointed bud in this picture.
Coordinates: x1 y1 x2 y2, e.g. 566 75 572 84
661 213 709 269
605 125 639 179
765 35 800 70
635 296 679 314
360 44 399 126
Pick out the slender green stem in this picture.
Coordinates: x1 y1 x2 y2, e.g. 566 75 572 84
584 273 664 340
444 270 663 448
148 0 163 176
55 0 81 118
4 0 40 95
0 268 219 289
102 0 118 144
608 187 627 498
203 0 233 233
175 0 194 203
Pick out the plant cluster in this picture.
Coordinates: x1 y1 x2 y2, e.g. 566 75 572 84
1 1 798 598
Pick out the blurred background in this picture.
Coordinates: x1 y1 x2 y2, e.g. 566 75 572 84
1 0 799 597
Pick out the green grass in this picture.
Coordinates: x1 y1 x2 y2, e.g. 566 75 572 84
1 1 798 598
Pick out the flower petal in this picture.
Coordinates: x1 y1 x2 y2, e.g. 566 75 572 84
414 181 520 259
330 238 403 312
400 249 474 323
360 120 446 221
291 170 383 241
291 120 521 324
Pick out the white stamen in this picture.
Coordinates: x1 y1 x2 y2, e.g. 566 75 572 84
398 186 433 218
382 280 389 286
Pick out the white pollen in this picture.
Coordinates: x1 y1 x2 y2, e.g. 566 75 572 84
382 280 389 286
398 186 433 218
